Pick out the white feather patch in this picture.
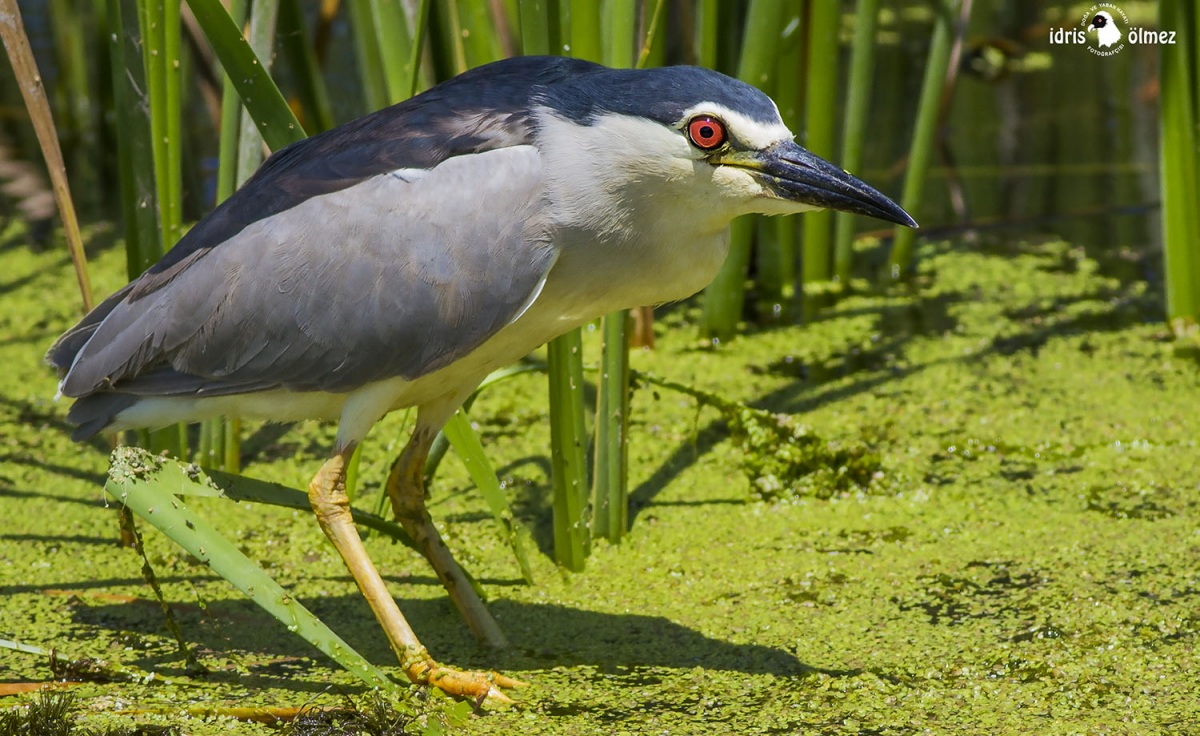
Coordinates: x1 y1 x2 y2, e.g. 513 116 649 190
676 102 793 150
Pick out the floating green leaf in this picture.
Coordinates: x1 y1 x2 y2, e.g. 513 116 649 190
105 446 399 691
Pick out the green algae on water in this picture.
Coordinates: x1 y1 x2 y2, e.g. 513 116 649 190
3 230 1200 734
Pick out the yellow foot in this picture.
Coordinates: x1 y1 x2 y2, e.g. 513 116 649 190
408 657 526 706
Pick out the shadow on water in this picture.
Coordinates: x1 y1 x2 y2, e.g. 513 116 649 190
627 242 1154 523
0 482 106 510
51 591 812 691
0 458 107 488
628 422 729 522
0 532 118 546
0 395 117 465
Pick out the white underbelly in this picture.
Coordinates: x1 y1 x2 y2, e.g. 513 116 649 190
107 293 589 445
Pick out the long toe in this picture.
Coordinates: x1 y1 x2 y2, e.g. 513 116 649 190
415 660 526 706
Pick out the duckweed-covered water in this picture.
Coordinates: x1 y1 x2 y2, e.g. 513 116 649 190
1 229 1197 733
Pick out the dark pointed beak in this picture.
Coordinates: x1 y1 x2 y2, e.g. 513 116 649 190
724 140 918 228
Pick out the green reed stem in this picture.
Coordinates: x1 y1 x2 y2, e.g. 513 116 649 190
405 0 431 97
160 0 184 246
519 0 561 56
606 0 635 66
346 0 388 111
567 0 601 61
235 0 279 182
112 0 162 277
834 0 882 285
889 0 957 278
800 0 839 292
139 0 169 240
139 0 188 456
635 0 667 69
371 0 413 101
701 215 754 341
460 0 505 68
214 0 247 204
186 0 304 151
762 8 803 322
593 311 629 544
278 0 334 132
701 0 784 340
434 0 469 74
694 0 718 67
524 0 586 568
198 0 247 471
1159 0 1200 338
547 330 590 570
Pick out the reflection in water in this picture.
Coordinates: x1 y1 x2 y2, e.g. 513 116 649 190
859 3 1159 261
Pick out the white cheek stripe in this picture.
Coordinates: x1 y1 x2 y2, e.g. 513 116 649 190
678 102 793 150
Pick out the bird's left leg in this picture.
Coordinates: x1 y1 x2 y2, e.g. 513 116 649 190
307 443 520 704
384 403 508 647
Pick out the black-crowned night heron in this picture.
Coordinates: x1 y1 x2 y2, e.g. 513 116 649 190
48 56 916 702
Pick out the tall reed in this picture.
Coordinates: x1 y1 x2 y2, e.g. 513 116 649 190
1160 0 1200 339
759 8 803 323
198 0 254 471
701 0 785 340
590 0 639 546
800 0 840 295
888 0 958 277
518 0 590 570
833 0 881 285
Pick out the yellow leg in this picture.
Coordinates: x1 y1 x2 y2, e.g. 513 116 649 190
308 446 520 704
385 421 508 648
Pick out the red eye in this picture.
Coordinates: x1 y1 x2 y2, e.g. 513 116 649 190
687 116 726 150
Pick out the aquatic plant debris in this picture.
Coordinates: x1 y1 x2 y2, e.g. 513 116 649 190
3 232 1199 733
632 370 886 499
103 446 399 692
0 691 179 736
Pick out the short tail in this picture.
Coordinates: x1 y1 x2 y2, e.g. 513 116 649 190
45 283 135 378
66 393 139 441
46 284 140 440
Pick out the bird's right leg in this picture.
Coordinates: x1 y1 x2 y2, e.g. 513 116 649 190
307 445 518 704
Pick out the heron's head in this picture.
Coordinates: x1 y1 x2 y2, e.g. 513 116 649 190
533 63 917 234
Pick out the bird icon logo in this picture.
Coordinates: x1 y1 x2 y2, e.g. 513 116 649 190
1048 4 1170 58
1088 10 1122 48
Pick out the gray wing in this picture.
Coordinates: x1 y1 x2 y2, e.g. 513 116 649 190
57 144 556 398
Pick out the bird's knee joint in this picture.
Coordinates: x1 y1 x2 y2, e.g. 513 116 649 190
308 494 354 533
308 468 352 521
